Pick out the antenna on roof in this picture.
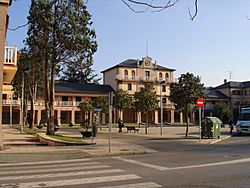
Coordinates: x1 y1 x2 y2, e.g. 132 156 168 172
228 71 232 80
146 41 148 57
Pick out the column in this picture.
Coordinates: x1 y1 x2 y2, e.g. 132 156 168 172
171 110 175 123
180 112 183 123
19 106 22 125
71 110 75 124
102 112 106 125
154 110 159 124
57 109 61 125
37 108 41 125
89 111 93 127
137 112 141 124
191 111 195 123
120 111 124 121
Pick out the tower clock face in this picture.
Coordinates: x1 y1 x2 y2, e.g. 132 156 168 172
145 60 150 66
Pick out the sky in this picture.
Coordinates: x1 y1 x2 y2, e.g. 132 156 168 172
6 0 250 87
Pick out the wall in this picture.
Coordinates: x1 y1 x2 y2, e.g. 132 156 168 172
0 0 10 150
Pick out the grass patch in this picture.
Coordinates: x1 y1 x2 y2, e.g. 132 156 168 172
25 129 37 136
61 124 81 127
49 134 88 143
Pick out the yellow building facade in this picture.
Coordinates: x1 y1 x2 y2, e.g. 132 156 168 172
102 56 176 124
0 0 12 150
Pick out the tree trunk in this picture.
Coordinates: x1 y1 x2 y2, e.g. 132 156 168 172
29 83 37 129
145 111 148 134
48 61 55 135
185 110 189 137
23 98 28 128
44 28 50 134
29 96 34 129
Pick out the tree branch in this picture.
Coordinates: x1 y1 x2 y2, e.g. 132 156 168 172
122 0 198 20
188 0 198 21
8 23 28 31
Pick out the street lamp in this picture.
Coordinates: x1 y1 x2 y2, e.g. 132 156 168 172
160 80 166 136
20 68 30 133
10 93 12 128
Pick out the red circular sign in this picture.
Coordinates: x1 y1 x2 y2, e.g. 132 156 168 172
196 98 204 108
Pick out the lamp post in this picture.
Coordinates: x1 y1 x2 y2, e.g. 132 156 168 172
10 93 12 127
160 80 166 136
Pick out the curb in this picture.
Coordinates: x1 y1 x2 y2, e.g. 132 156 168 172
209 135 231 145
87 149 157 158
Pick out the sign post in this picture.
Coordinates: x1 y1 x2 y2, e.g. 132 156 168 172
108 92 113 153
196 98 204 142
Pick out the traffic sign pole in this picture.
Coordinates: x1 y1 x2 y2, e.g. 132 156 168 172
199 107 201 142
196 98 204 142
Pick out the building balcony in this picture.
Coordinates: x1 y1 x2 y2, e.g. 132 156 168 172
140 76 155 82
4 46 17 66
2 99 19 106
56 101 73 107
116 74 139 81
2 100 96 108
3 46 17 84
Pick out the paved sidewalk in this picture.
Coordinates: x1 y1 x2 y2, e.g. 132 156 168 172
0 125 232 163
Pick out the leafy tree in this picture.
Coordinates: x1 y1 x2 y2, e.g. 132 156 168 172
133 85 159 134
170 72 204 137
92 97 109 113
213 102 229 123
26 0 97 135
91 97 109 130
78 100 93 130
60 60 100 84
12 49 44 130
113 89 132 120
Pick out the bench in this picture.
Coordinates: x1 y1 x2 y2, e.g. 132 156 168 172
79 131 92 138
126 126 139 133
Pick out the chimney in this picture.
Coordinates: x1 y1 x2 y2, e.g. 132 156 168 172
137 59 139 67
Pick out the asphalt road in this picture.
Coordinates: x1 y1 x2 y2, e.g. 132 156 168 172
0 134 249 187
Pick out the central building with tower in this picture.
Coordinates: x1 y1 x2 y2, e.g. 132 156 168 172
102 56 176 124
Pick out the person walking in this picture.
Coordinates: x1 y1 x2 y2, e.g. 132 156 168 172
118 118 123 133
229 120 234 135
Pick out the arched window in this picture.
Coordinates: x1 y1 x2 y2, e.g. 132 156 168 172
159 72 163 80
165 73 169 81
124 70 128 79
132 70 135 79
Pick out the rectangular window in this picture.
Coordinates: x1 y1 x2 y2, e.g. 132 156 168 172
62 96 68 101
13 94 18 100
128 83 132 90
162 85 166 92
145 71 150 80
76 96 81 101
2 94 7 100
162 98 167 104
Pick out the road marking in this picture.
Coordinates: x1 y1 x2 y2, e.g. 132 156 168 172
0 161 100 170
99 182 162 188
226 138 250 144
0 169 124 181
209 136 231 145
0 158 91 167
0 165 111 175
114 157 169 170
1 174 141 188
168 157 250 170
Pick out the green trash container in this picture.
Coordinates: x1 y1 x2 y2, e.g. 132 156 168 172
201 117 222 139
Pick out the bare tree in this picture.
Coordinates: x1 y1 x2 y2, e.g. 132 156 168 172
122 0 198 20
